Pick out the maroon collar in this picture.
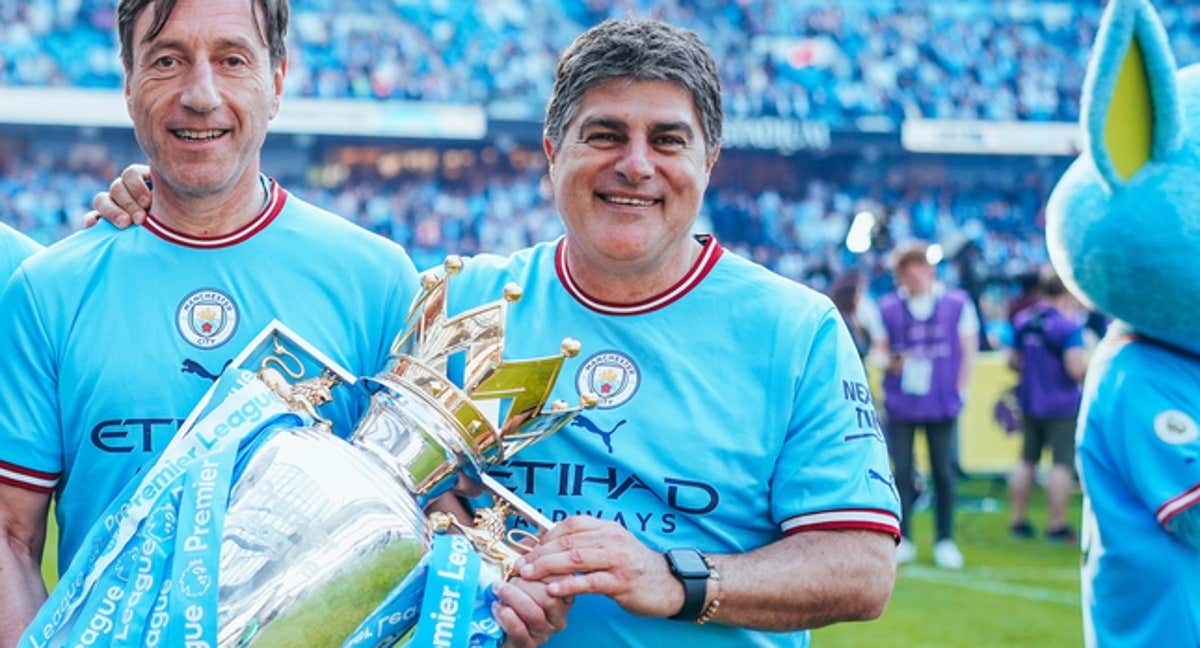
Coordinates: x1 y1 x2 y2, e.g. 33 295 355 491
555 234 723 316
143 178 286 249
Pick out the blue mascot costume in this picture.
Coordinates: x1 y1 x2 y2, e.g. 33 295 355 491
1046 0 1200 645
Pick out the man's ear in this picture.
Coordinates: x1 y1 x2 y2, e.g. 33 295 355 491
124 67 134 111
543 135 557 177
270 59 288 119
704 145 721 176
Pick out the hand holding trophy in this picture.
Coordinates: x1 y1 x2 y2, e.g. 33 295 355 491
23 256 594 648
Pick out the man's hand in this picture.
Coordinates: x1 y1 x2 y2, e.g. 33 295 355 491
83 164 152 228
514 516 685 618
495 577 572 648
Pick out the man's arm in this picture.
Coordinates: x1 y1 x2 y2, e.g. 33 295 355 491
0 484 51 648
515 516 894 630
957 299 981 395
1062 347 1087 383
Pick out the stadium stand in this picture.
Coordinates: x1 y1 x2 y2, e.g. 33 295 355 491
4 1 1199 125
2 0 1197 341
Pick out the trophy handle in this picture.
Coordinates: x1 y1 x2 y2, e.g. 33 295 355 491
479 473 554 532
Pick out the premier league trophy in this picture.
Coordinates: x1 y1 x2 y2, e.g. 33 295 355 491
24 257 593 648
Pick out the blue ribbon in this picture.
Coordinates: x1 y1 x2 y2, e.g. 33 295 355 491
25 367 510 648
344 533 505 648
412 534 481 648
162 417 242 648
22 370 300 648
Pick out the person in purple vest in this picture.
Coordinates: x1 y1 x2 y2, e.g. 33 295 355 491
1008 266 1086 542
875 241 979 568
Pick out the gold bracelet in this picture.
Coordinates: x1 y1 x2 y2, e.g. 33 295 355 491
695 563 721 625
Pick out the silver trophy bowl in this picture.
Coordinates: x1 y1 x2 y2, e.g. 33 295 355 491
206 259 591 647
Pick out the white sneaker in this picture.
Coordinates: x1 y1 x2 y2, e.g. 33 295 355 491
933 539 964 569
896 537 917 564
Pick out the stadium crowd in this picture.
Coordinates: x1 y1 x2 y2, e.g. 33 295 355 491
3 0 1199 127
0 141 1057 346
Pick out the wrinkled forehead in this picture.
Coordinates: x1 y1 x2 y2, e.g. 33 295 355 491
132 0 268 54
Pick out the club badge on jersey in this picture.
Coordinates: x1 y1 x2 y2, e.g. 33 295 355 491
176 288 239 349
575 350 640 409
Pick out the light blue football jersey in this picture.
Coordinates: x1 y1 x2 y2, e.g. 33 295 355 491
0 178 419 572
1079 331 1200 647
450 236 900 648
0 222 42 283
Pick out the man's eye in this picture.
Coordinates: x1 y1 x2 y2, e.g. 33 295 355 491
586 133 620 143
153 56 176 69
225 56 247 67
655 135 686 147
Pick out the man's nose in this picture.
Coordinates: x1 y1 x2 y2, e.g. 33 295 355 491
181 60 221 113
613 140 654 183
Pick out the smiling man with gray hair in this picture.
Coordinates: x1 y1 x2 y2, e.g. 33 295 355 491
447 18 901 646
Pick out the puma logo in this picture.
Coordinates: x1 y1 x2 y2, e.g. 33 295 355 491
868 468 900 500
570 415 626 454
181 358 232 382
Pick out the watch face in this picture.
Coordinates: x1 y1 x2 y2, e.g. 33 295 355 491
667 549 709 578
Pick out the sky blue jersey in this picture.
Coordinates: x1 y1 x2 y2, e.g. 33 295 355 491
450 236 900 648
0 178 419 572
0 221 42 283
1079 331 1200 647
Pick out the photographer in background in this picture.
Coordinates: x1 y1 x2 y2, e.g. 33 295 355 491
1008 266 1086 542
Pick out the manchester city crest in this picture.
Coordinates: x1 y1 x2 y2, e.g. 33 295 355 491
576 351 639 408
176 288 239 349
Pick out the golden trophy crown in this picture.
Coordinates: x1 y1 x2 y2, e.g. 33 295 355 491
367 255 596 487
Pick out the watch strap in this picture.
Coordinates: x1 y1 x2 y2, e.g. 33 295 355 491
666 549 710 621
669 572 708 620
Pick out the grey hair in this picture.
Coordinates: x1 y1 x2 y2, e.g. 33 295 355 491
544 19 723 160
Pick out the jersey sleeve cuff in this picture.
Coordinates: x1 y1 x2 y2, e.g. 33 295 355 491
0 459 60 494
1157 483 1200 528
780 508 901 541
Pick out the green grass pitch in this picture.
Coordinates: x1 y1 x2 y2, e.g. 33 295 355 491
814 477 1083 647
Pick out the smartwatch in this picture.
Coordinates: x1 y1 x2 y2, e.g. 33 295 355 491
664 548 710 621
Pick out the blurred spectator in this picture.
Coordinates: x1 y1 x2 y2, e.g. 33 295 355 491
1007 265 1086 542
0 136 1073 337
876 241 979 570
829 269 874 363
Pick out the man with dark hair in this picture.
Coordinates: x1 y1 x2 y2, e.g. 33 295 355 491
0 1 421 643
0 223 42 282
448 18 900 646
1008 266 1087 542
875 240 978 569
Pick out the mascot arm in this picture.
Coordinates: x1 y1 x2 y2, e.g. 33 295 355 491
1108 370 1200 549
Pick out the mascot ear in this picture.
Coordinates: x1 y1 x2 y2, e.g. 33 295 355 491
1082 0 1182 188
